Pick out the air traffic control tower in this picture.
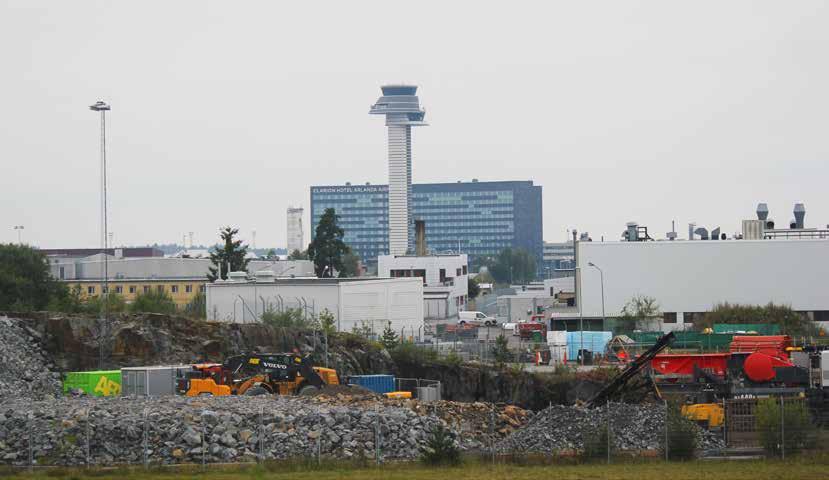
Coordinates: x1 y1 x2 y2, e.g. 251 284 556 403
369 85 428 255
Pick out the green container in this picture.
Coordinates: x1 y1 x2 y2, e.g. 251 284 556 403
531 331 543 342
62 370 122 397
713 323 780 335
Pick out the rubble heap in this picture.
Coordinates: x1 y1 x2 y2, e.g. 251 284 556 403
0 395 449 466
497 403 725 454
0 316 61 400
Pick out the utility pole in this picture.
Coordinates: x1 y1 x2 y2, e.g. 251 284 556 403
90 100 111 369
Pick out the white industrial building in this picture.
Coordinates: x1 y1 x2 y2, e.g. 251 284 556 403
49 254 314 281
378 253 469 319
286 206 304 253
577 237 829 332
205 275 424 334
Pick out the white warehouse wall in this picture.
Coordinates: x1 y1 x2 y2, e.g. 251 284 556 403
206 278 423 333
577 239 829 327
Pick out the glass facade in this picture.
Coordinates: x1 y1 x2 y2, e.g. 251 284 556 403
310 181 542 266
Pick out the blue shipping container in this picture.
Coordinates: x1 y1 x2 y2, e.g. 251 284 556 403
566 331 612 361
348 374 395 394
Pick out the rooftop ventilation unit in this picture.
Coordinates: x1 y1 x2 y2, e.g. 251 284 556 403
794 203 805 229
711 227 721 240
756 203 769 221
694 227 709 240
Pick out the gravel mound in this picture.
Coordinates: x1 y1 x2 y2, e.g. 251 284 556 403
0 316 61 400
497 403 725 453
0 395 449 466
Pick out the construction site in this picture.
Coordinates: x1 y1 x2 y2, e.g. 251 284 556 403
0 310 826 471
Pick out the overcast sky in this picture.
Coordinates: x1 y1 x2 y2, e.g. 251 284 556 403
2 1 828 249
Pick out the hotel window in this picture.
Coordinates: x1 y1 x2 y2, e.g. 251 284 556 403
87 286 95 295
171 285 179 293
185 285 193 293
129 286 136 294
157 285 165 293
663 312 677 324
199 285 206 293
143 286 151 294
101 286 108 294
115 286 123 294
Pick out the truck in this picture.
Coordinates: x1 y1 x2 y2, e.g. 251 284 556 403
179 353 339 397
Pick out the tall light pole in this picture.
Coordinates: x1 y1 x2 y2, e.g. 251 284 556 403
588 262 606 329
13 225 24 244
90 100 110 369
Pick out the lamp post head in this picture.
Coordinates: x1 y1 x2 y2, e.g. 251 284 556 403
588 262 595 267
89 101 111 111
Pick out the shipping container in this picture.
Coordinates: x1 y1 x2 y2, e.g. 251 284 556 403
347 374 395 394
63 370 122 397
121 365 191 397
566 331 612 361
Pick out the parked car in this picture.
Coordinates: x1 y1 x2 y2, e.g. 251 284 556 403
458 311 498 326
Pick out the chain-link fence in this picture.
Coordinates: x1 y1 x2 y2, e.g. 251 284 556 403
2 394 828 470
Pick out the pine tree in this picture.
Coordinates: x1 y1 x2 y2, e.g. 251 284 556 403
491 334 511 366
207 227 250 281
307 208 350 278
381 322 399 350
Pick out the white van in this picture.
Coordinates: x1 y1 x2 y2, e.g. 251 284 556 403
458 311 498 326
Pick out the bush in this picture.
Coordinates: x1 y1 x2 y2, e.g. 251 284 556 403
420 423 460 466
581 423 612 462
700 303 815 336
756 397 815 456
261 308 310 329
85 292 127 314
390 342 438 365
318 308 336 336
491 334 511 366
183 292 206 319
130 290 177 314
662 401 698 460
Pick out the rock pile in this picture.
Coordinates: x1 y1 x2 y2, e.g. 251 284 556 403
497 403 725 454
0 316 61 401
307 389 533 451
0 395 450 466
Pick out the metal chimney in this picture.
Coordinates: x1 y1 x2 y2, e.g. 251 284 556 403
756 203 769 221
415 220 427 256
793 203 805 229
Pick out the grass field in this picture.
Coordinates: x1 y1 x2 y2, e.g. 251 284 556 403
4 458 829 480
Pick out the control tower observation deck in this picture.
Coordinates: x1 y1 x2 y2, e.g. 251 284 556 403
369 85 428 256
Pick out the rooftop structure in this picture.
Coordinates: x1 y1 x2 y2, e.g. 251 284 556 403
286 206 304 253
369 84 427 255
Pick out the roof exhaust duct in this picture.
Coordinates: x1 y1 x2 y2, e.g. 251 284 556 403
756 203 769 221
794 203 805 229
694 227 709 240
415 220 427 256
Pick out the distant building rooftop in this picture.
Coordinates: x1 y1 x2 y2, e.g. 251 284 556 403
40 247 164 258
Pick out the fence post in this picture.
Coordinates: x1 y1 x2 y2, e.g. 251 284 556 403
317 406 322 465
28 411 33 472
664 400 669 462
201 410 206 468
780 396 785 460
489 403 495 465
85 406 91 467
143 408 148 469
606 401 611 464
374 404 380 465
259 406 265 462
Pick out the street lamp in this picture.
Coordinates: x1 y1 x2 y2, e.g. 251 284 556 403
13 225 24 244
588 262 606 329
90 100 110 369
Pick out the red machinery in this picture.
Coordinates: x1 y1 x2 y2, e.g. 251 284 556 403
649 335 810 400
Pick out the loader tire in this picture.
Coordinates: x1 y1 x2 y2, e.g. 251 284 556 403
298 385 319 396
244 386 269 396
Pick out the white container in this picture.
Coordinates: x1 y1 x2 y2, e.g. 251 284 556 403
121 365 191 397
